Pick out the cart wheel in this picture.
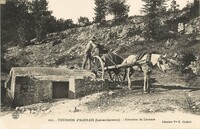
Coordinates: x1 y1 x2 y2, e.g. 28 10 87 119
109 68 127 83
91 56 105 80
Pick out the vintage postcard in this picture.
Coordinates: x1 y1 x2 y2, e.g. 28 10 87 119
1 0 200 129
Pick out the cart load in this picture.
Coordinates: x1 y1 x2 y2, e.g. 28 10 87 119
91 52 127 82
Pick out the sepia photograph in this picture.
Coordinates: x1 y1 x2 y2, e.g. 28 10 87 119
0 0 200 129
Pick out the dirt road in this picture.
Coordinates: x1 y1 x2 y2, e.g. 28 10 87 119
1 84 200 116
1 80 200 129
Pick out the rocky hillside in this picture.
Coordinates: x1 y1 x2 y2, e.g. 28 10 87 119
3 17 144 68
2 16 200 75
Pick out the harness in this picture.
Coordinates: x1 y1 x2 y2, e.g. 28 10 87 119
136 52 146 61
146 53 153 67
156 55 166 71
135 53 152 64
139 53 153 72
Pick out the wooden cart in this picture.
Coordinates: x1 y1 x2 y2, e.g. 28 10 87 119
91 52 140 82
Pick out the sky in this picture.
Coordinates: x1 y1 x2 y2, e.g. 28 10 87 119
0 0 6 4
48 0 193 23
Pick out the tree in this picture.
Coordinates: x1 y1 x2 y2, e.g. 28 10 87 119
56 18 75 31
189 0 199 18
94 0 107 23
78 17 90 26
56 18 65 31
182 0 199 26
17 0 35 44
2 0 77 48
29 0 52 41
1 0 19 43
63 19 75 29
1 0 34 45
44 16 57 33
169 0 180 17
107 0 129 20
141 0 168 41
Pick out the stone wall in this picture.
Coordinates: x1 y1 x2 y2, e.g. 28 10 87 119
75 77 109 98
35 80 52 102
12 75 109 106
14 76 52 106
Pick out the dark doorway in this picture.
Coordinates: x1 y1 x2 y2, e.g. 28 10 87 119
52 82 69 99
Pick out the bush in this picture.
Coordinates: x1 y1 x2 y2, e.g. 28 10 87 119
187 60 200 76
175 52 196 73
78 17 91 26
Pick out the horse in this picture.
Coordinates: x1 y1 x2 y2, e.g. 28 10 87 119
122 53 170 93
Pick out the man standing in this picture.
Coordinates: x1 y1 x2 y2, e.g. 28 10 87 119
82 36 98 69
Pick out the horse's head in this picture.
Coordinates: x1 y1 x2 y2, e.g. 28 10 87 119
157 54 171 73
